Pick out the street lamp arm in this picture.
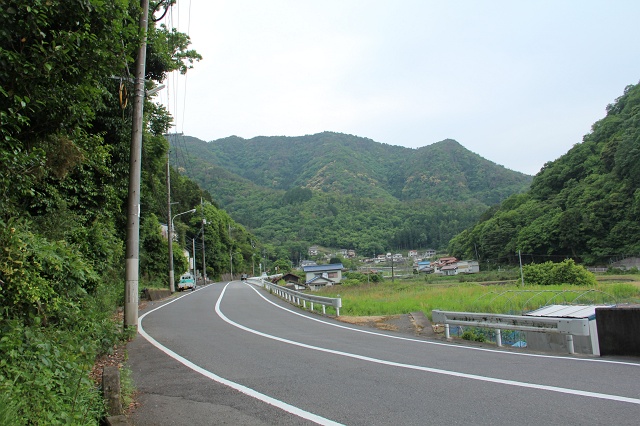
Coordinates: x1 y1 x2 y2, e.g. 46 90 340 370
172 208 197 227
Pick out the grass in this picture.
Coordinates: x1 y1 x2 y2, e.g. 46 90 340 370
317 274 640 320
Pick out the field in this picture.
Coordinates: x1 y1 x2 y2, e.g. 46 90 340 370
316 274 640 320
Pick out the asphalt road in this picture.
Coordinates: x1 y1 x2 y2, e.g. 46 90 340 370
128 280 640 425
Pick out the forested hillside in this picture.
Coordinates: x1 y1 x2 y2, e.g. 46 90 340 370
168 132 532 257
449 82 640 265
0 2 250 423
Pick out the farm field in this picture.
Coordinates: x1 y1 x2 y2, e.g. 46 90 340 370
316 274 640 319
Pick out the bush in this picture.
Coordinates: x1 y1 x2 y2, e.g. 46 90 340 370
461 329 487 342
523 259 597 286
0 219 125 424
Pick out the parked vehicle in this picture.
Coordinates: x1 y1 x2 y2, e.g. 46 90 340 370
178 272 196 291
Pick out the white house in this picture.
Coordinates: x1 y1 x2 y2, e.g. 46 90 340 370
456 260 480 274
424 249 436 258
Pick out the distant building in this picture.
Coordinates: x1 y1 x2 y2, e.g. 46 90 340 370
308 245 319 256
303 263 343 290
424 249 436 258
456 260 480 274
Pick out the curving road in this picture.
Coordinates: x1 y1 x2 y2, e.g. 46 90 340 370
132 280 640 425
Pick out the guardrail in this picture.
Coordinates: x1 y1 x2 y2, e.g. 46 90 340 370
249 278 342 316
431 310 590 354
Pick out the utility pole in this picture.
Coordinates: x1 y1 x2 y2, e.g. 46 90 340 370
124 0 150 330
391 256 395 283
518 250 525 287
192 238 196 278
201 198 206 284
166 151 174 293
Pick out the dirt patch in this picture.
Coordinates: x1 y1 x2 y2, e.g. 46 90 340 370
337 314 415 334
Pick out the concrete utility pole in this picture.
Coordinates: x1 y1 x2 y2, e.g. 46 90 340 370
169 208 195 292
201 198 207 284
166 151 173 292
124 0 150 330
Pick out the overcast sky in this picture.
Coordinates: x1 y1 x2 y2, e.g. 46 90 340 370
157 1 640 175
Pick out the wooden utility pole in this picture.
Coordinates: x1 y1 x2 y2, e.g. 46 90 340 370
124 0 150 329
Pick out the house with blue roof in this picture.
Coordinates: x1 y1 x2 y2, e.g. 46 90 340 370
302 263 343 290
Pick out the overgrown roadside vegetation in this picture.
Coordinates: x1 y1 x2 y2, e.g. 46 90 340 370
318 268 640 320
1 1 200 424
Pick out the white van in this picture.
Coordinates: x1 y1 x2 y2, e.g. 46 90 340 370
177 272 196 291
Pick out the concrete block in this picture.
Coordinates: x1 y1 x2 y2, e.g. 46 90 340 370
105 415 130 425
103 366 122 416
144 288 172 301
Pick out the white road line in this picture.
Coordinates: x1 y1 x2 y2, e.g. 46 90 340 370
244 281 640 367
138 286 343 426
220 283 640 405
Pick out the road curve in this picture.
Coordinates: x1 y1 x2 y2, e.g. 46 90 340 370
134 281 640 425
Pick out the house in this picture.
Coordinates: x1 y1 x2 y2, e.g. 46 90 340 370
281 273 300 284
282 273 307 290
303 263 343 290
417 260 431 269
347 250 356 258
456 260 480 274
304 276 333 291
338 249 348 257
417 266 434 274
408 250 418 258
376 254 386 263
439 264 458 276
424 249 436 258
308 246 319 256
300 260 317 267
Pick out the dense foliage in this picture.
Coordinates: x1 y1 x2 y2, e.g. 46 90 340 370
0 1 252 423
168 133 531 257
449 82 640 265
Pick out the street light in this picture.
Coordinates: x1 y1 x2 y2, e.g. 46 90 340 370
168 208 196 293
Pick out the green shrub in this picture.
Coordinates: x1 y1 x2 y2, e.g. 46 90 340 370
0 219 125 424
0 218 99 325
0 321 104 424
523 259 596 286
461 329 487 342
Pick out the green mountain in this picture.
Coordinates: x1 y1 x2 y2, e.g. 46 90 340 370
449 82 640 265
169 132 532 257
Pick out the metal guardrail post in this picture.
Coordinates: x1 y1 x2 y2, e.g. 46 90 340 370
566 335 575 354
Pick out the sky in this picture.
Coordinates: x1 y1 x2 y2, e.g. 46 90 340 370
157 1 640 175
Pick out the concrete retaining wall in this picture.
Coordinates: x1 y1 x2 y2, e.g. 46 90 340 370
143 288 172 301
595 306 640 356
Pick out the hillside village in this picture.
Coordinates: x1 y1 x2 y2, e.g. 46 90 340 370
305 245 479 278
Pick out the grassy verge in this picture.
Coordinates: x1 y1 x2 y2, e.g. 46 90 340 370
317 274 640 319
